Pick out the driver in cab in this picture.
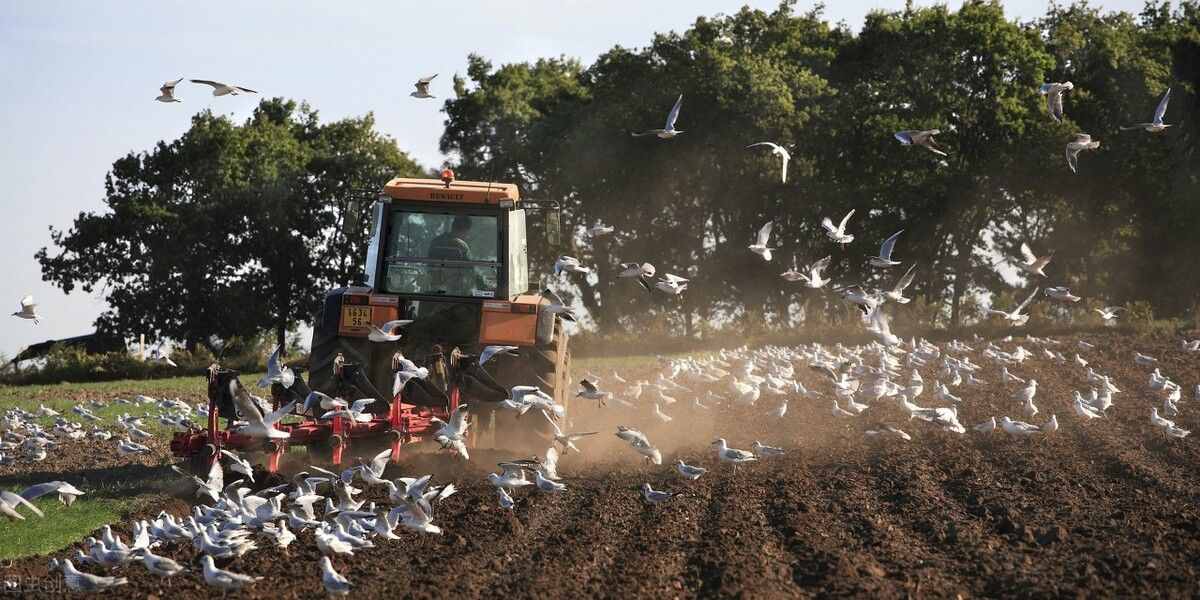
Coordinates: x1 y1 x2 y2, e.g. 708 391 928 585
427 216 473 293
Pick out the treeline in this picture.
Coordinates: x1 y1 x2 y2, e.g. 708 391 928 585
441 0 1200 336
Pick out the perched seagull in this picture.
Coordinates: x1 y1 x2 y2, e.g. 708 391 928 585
711 438 757 469
56 559 128 592
132 547 185 577
748 221 775 261
883 263 918 303
190 79 257 96
1066 133 1100 173
1134 352 1158 366
1040 81 1074 121
894 129 948 156
751 441 785 458
554 256 591 276
631 94 685 139
200 555 262 591
973 416 997 433
1150 407 1190 438
1095 307 1125 322
11 295 39 324
155 78 183 102
1074 396 1103 419
1121 87 1172 133
1044 287 1081 303
822 210 855 245
1000 416 1041 436
641 483 683 504
745 142 791 182
320 556 352 596
986 287 1039 327
411 74 437 98
869 230 904 268
675 460 707 480
1016 243 1052 277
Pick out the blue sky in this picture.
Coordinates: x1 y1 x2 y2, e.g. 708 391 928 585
0 1 1144 358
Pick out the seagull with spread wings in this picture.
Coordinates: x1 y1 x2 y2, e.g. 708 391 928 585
1040 81 1074 121
190 79 258 96
631 94 685 139
1122 87 1172 133
987 287 1040 327
411 74 437 99
745 142 791 182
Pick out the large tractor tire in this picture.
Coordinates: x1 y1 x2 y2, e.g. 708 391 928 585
485 320 570 453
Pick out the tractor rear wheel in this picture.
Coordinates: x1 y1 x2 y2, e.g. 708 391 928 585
486 320 570 453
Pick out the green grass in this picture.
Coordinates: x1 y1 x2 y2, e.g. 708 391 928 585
0 495 132 561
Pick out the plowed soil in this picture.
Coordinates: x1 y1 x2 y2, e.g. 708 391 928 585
5 332 1200 598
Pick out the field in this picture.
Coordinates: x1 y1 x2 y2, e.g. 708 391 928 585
2 332 1198 598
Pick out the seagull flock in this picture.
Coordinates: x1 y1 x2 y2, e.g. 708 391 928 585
0 72 1190 596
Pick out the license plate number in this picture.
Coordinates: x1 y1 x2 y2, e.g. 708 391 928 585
341 306 372 329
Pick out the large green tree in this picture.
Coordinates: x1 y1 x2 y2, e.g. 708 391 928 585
38 99 422 350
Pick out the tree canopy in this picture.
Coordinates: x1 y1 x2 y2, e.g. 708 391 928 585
38 99 423 350
441 0 1200 334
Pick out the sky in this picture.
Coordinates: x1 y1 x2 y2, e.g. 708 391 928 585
0 0 1146 358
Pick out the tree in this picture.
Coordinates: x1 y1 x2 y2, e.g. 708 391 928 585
38 98 423 351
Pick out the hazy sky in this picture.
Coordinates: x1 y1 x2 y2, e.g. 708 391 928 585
0 1 1144 358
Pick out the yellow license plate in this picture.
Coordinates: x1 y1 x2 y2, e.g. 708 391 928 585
341 306 372 329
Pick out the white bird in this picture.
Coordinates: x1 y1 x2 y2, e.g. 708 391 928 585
1150 407 1190 438
652 402 673 424
497 487 515 510
1122 87 1172 132
746 142 791 182
655 274 689 295
790 255 831 289
576 378 609 407
534 469 567 493
220 449 255 483
1095 307 1124 321
11 295 39 324
1044 287 1080 303
973 417 997 433
641 483 682 504
883 263 918 303
133 547 185 577
631 94 685 139
200 555 262 591
821 210 855 245
712 438 757 469
231 383 296 439
1043 414 1059 434
1016 243 1052 277
1015 379 1039 416
1000 416 1041 436
1134 352 1158 366
190 79 257 96
748 221 775 261
19 480 85 506
411 74 437 98
155 77 183 103
675 459 706 480
1040 81 1074 121
1066 133 1100 173
545 410 598 453
320 556 352 596
869 230 904 268
368 320 413 343
553 255 591 276
865 424 912 441
1074 396 1103 420
56 559 128 592
117 437 152 455
588 223 615 237
986 287 1039 327
751 441 785 458
894 129 948 156
0 489 44 520
257 344 296 389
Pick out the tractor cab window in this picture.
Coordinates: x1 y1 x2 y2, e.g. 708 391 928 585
382 210 500 298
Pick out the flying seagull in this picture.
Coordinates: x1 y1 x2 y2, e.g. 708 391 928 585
1065 133 1100 173
795 256 832 289
1122 87 1172 133
1040 82 1074 122
748 221 774 261
631 94 685 139
883 263 917 303
986 287 1040 327
894 129 948 156
822 209 855 246
1094 306 1124 321
745 142 791 182
155 78 183 103
1015 243 1052 277
190 79 258 96
11 295 39 324
411 74 437 99
869 230 904 268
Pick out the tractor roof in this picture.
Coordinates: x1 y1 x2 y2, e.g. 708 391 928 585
383 177 519 205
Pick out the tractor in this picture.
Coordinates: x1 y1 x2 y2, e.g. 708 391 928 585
171 171 571 472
